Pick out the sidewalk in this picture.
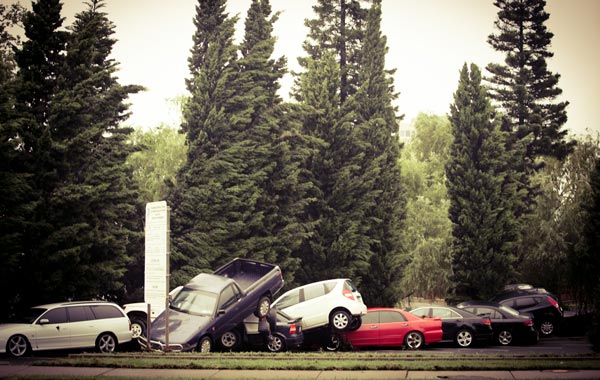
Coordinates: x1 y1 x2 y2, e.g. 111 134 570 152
2 365 600 380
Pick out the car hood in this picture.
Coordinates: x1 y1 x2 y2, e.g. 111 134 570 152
150 309 213 344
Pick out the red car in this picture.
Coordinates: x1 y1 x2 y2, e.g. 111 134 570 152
342 308 443 350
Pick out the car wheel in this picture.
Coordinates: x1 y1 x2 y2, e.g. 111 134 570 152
198 336 212 353
498 330 513 345
455 329 474 348
324 333 342 351
348 316 362 331
405 331 424 350
130 316 146 339
220 330 240 350
330 310 351 331
267 334 285 352
96 333 117 353
7 335 30 357
255 296 271 318
539 320 554 336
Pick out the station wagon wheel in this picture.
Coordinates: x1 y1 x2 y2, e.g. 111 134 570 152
96 333 117 353
539 320 554 336
498 330 513 345
267 334 285 352
405 331 424 350
198 336 212 353
455 329 474 348
330 310 351 331
255 296 271 318
220 330 240 350
7 335 30 357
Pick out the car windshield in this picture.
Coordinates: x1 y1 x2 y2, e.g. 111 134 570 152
170 289 218 316
500 305 521 317
8 308 47 324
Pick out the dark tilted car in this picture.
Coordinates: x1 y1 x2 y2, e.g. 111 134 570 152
489 291 563 336
244 309 304 352
139 258 283 352
456 301 539 345
408 305 493 348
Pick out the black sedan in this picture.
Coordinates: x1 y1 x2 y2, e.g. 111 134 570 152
457 301 539 345
408 305 493 347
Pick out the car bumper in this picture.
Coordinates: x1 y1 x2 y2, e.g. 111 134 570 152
284 334 304 349
138 336 190 352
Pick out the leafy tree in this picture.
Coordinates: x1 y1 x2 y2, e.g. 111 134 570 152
400 114 453 301
294 0 368 104
446 63 518 301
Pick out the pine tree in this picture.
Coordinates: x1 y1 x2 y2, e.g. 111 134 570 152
446 63 518 301
294 0 368 104
345 0 405 307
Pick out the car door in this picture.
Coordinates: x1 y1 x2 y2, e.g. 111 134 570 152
67 306 96 348
33 307 71 350
430 307 461 341
347 311 380 347
281 283 327 329
378 310 410 346
215 284 243 333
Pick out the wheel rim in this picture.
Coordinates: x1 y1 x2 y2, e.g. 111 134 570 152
406 332 423 349
221 331 238 348
199 338 211 352
332 312 349 330
98 334 116 353
498 330 512 345
259 299 270 317
267 336 284 352
325 334 341 351
8 335 28 357
540 321 554 335
456 330 473 347
131 323 143 338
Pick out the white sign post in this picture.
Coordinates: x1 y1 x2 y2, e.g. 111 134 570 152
145 201 170 349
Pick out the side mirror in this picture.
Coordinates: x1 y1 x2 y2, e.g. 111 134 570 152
217 309 226 316
38 318 50 325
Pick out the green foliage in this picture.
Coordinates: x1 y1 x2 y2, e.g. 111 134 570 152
446 63 518 301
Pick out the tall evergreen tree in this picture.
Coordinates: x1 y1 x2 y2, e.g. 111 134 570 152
345 0 405 306
446 63 518 301
294 0 368 104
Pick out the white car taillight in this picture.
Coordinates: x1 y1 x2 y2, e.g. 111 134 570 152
343 289 355 301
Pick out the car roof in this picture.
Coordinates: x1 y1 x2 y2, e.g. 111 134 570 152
34 301 118 309
457 301 502 308
185 273 236 292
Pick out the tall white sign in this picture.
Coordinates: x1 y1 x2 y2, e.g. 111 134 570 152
144 201 170 313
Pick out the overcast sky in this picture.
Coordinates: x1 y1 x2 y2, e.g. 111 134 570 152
12 0 600 137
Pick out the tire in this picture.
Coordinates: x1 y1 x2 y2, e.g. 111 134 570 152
348 316 362 331
7 335 30 357
96 333 117 353
267 334 286 352
455 329 474 348
324 333 342 351
130 316 147 339
539 320 555 336
255 296 271 318
197 336 212 353
220 330 240 350
330 309 351 331
498 330 513 345
404 331 424 350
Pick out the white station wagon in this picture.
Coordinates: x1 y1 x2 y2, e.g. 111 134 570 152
271 279 367 332
0 301 132 357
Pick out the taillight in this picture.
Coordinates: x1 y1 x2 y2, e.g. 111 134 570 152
548 297 562 313
342 289 355 301
482 318 492 327
289 323 297 335
523 319 534 327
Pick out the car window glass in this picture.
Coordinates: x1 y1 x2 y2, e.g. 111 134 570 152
91 305 123 319
323 281 337 294
68 306 94 322
412 308 430 318
276 290 300 309
431 308 459 318
40 307 68 324
219 284 239 310
303 283 325 301
515 297 537 308
380 311 406 323
362 311 379 324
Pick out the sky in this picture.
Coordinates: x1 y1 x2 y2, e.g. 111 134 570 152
9 0 600 137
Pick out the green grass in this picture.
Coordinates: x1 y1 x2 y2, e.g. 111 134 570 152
33 351 600 371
